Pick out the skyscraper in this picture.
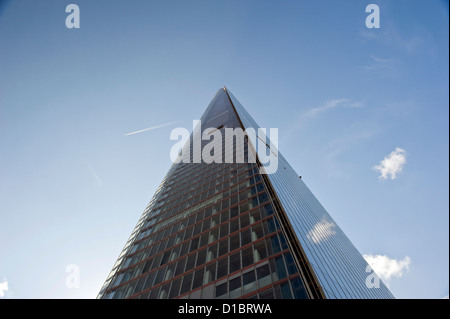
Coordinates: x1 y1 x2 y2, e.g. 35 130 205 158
97 87 394 299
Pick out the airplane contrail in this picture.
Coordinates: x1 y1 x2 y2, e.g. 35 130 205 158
125 120 183 136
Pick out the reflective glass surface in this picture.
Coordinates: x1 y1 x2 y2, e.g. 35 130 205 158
98 88 309 299
98 88 394 299
228 89 394 299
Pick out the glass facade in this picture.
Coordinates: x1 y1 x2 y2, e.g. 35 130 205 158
97 88 310 299
228 90 394 299
97 87 394 299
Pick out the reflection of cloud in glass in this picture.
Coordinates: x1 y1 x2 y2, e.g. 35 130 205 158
307 218 337 244
363 254 411 285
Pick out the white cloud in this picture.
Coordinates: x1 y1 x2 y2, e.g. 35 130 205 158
307 218 337 244
362 55 402 78
0 278 8 298
373 147 407 180
364 55 397 70
304 98 363 117
363 254 411 283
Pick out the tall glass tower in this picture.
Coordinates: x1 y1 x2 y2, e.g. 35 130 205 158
97 87 394 299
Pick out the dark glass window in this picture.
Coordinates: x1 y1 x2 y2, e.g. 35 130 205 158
219 239 228 256
204 263 216 284
241 247 253 268
230 233 240 251
175 258 186 276
229 277 242 298
185 254 196 272
217 257 228 279
290 277 308 299
275 256 287 280
215 282 227 298
168 278 181 298
280 282 292 299
259 288 274 299
242 270 256 295
192 269 204 290
229 252 241 273
180 272 193 295
256 264 271 288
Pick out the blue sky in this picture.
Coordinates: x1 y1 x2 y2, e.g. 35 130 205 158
0 0 448 299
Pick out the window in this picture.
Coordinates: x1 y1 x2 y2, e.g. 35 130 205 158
229 276 242 298
175 258 186 276
180 272 193 295
243 270 256 295
230 233 240 251
219 239 229 256
290 277 308 299
164 263 175 281
143 271 156 291
153 267 166 286
168 278 182 299
280 282 292 299
270 235 281 254
196 248 207 267
230 219 240 234
160 251 171 266
274 256 287 280
219 223 229 239
251 223 264 242
256 264 271 288
284 253 297 276
204 263 216 285
217 257 228 279
192 269 204 290
185 254 196 272
253 241 267 262
241 247 254 268
241 228 252 246
200 232 209 246
189 236 199 252
220 210 229 223
229 252 241 273
215 282 227 298
207 244 218 262
259 288 274 299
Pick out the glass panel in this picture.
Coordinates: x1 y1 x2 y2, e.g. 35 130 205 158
192 269 204 290
256 264 271 288
243 270 256 295
215 282 227 299
180 272 193 295
229 252 241 273
204 263 216 285
290 277 308 299
229 276 242 298
217 257 228 279
168 278 181 298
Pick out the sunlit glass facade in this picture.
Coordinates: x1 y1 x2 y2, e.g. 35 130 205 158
97 87 394 299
